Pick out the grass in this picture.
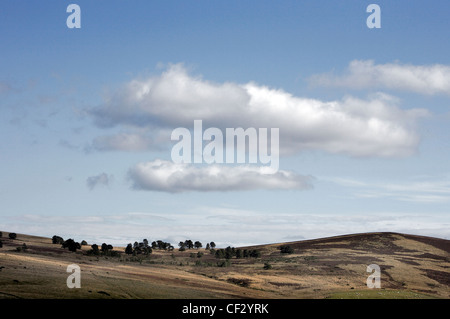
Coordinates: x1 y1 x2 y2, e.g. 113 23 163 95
0 231 448 299
327 289 439 299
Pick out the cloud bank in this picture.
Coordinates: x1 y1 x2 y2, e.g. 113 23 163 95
330 176 450 203
4 210 449 247
309 60 450 95
128 159 313 193
90 63 428 158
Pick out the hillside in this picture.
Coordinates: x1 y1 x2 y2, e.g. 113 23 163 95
0 231 448 299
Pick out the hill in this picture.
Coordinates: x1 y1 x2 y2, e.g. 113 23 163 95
0 231 448 299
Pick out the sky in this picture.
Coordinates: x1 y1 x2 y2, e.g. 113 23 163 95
1 0 450 247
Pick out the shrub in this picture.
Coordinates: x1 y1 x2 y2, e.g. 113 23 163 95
87 244 100 256
16 243 27 252
263 262 272 270
279 245 294 254
9 233 17 240
227 278 250 287
217 260 230 267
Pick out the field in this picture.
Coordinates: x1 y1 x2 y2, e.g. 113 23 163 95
0 231 448 299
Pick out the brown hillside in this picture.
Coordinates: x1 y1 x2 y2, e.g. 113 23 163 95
0 231 448 299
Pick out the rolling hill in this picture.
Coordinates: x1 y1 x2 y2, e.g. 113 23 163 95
0 231 448 299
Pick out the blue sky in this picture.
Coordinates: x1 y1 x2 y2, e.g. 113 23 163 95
1 1 450 246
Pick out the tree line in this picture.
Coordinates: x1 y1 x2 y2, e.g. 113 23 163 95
51 235 227 256
213 246 261 259
2 233 276 260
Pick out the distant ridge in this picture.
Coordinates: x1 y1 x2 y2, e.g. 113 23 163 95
241 232 450 252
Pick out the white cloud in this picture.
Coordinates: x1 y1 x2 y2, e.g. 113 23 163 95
309 60 450 95
89 63 428 158
127 159 313 193
86 173 113 190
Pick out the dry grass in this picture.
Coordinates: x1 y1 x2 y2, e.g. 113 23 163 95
0 231 448 299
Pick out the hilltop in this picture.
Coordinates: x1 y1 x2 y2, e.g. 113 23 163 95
0 231 448 299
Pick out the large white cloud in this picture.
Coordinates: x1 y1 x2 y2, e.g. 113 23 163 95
309 60 450 95
128 159 313 193
90 63 427 158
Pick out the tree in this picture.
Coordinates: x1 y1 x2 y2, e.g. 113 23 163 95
90 244 100 255
81 240 88 246
9 233 17 240
205 243 210 250
194 241 202 249
62 239 81 252
215 249 225 259
156 240 164 250
209 242 216 249
184 240 194 250
52 235 64 244
125 243 133 255
143 246 152 255
143 239 149 248
225 246 233 259
0 240 3 248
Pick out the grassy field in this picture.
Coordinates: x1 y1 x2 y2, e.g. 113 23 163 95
0 231 448 299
